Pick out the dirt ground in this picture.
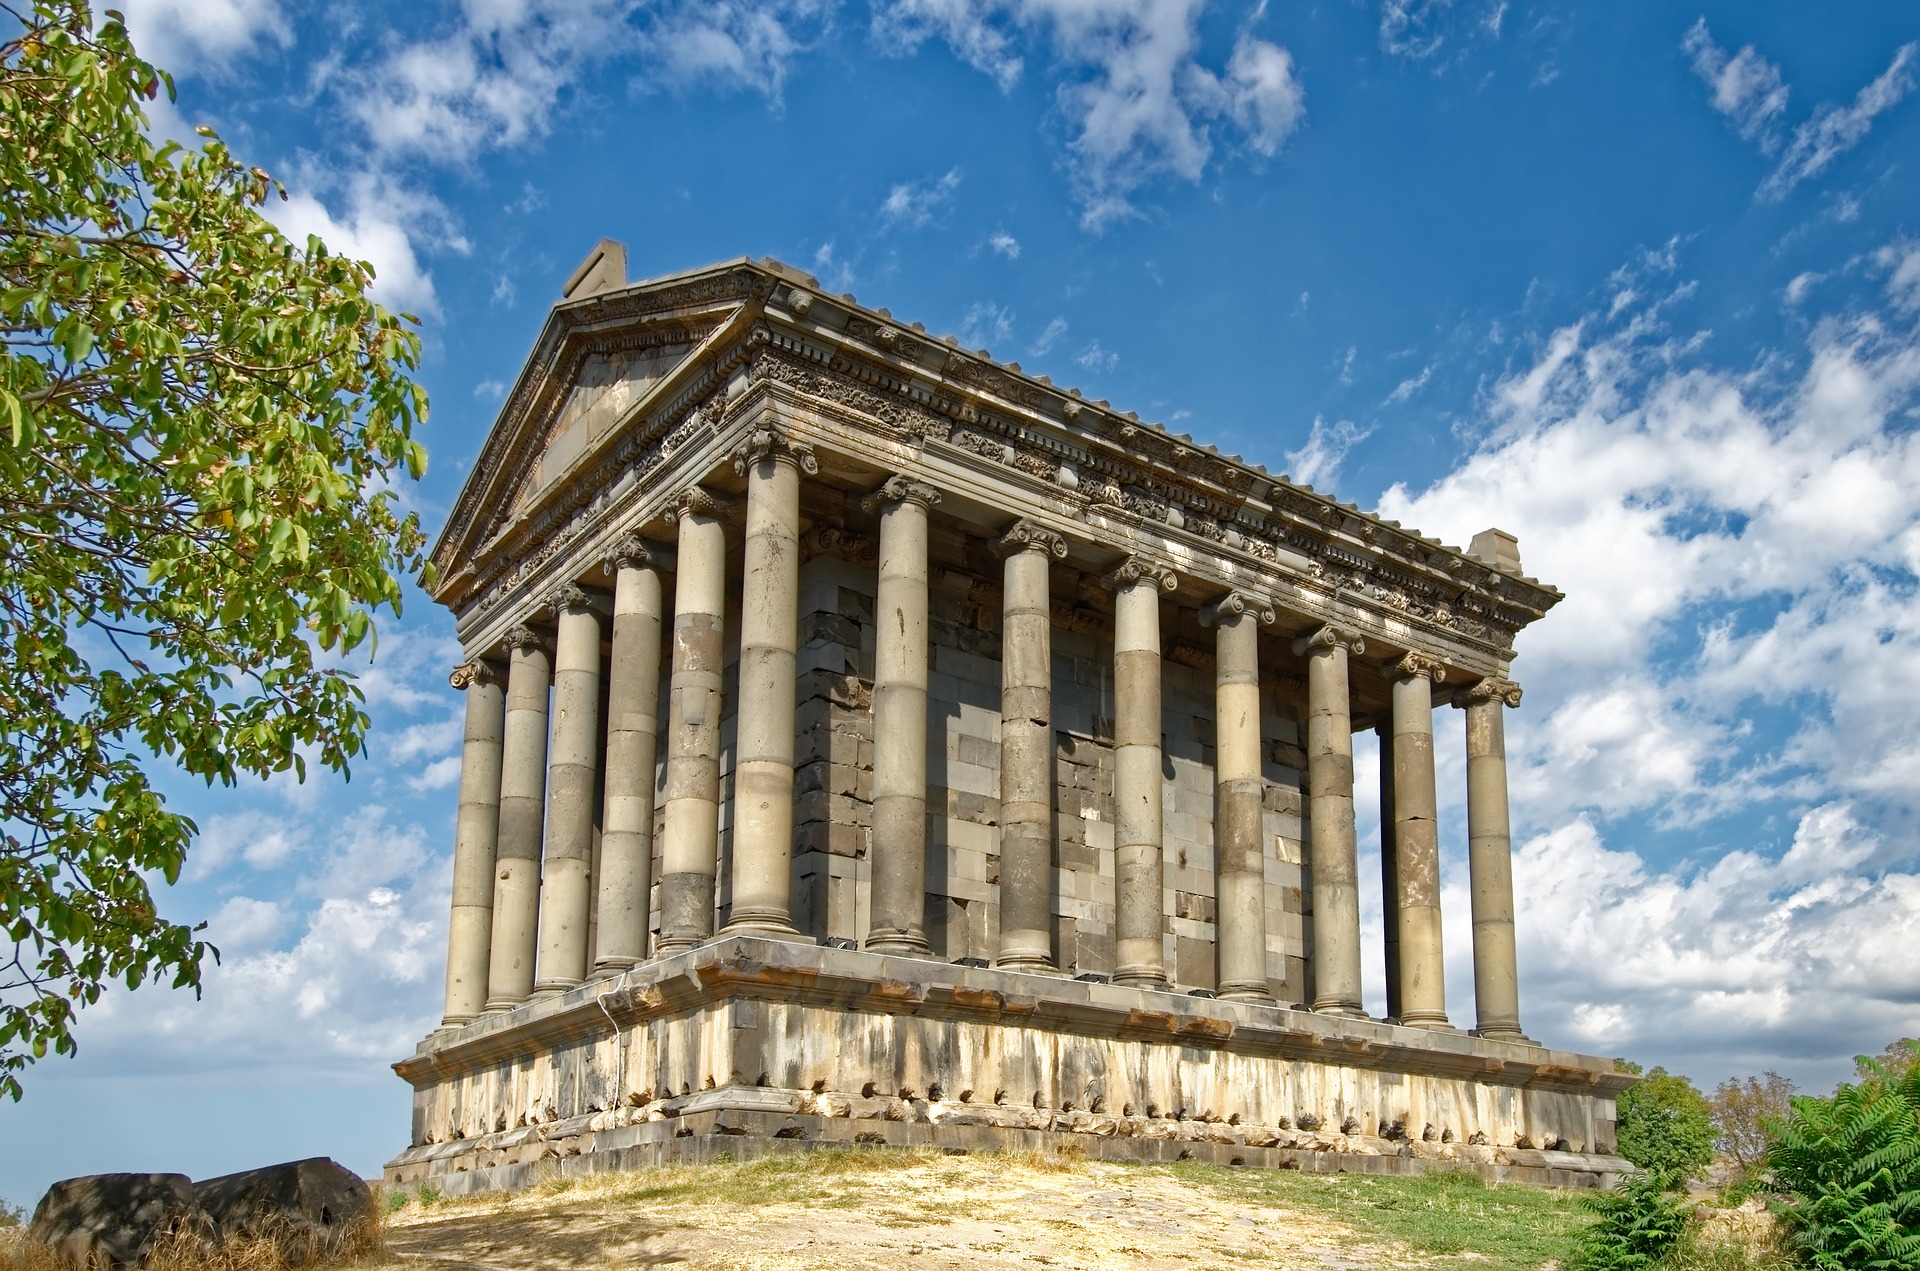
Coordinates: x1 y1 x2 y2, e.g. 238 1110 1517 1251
375 1155 1423 1271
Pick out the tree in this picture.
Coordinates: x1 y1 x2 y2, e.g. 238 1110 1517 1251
1712 1071 1798 1177
1613 1061 1716 1182
1 1 429 1099
1858 1039 1920 1085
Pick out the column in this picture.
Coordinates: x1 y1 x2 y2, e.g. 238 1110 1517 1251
594 536 668 970
1392 651 1450 1029
1203 592 1276 1003
1460 677 1526 1039
723 427 815 937
657 488 733 953
441 659 504 1025
1377 723 1401 1020
863 477 942 955
994 518 1067 972
484 626 551 1010
1106 557 1177 989
1294 624 1366 1017
534 584 604 993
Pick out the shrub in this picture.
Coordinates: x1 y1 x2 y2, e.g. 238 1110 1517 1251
1765 1043 1920 1271
1712 1072 1797 1178
1571 1169 1693 1270
1616 1063 1716 1181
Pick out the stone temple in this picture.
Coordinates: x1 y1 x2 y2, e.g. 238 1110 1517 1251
383 242 1633 1193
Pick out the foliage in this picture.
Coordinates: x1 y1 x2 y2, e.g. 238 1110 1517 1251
1570 1169 1693 1271
0 1200 20 1228
1765 1044 1920 1271
1616 1062 1717 1181
1712 1072 1797 1177
0 0 429 1098
1859 1040 1920 1085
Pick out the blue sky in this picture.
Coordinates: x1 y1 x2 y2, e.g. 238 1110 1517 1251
5 0 1920 1204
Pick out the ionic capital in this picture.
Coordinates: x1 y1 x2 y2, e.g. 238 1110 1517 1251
601 532 667 574
1200 590 1276 628
1291 624 1366 657
669 486 737 523
542 581 594 617
448 659 504 690
860 476 942 513
1455 676 1523 708
729 425 819 476
1099 556 1179 593
502 624 548 653
1394 650 1448 684
993 518 1069 559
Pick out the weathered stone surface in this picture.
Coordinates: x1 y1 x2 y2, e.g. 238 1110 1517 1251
194 1157 371 1256
29 1173 204 1267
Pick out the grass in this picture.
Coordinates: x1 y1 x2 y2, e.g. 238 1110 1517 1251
1167 1161 1594 1269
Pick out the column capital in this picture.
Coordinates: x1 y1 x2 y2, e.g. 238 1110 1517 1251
1394 650 1449 683
993 517 1069 559
1200 590 1275 627
502 623 548 653
448 659 504 690
860 476 942 513
668 485 738 524
1100 555 1179 593
1292 623 1366 657
1455 676 1523 708
600 532 668 574
729 424 819 476
542 581 607 618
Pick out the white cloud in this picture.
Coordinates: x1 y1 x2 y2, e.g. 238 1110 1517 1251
119 0 290 73
1379 0 1451 60
1682 20 1789 148
958 300 1015 350
1075 339 1119 371
988 230 1021 259
1877 239 1920 312
1783 271 1823 305
474 378 508 399
1383 364 1432 405
1760 42 1918 201
268 174 460 318
1285 415 1369 491
188 811 310 881
871 1 1304 228
1030 316 1068 356
881 167 963 229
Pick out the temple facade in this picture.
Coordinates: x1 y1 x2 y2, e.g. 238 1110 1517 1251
384 244 1633 1192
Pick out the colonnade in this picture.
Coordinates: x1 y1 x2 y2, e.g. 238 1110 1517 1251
439 436 1528 1041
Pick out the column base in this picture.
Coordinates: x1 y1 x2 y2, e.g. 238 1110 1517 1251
1311 999 1370 1018
436 1014 476 1032
1400 1011 1456 1031
1111 967 1170 991
1470 1024 1533 1043
863 930 933 957
1218 982 1276 1004
593 957 641 974
993 954 1059 975
655 931 711 955
531 979 581 998
719 916 810 942
482 997 527 1014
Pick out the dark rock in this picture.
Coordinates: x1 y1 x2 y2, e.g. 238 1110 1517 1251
29 1173 205 1267
193 1157 370 1258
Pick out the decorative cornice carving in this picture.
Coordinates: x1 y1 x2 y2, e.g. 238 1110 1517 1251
503 624 548 653
1394 651 1448 683
447 660 503 690
859 477 942 513
729 425 819 476
601 533 666 574
669 487 737 523
1099 556 1179 592
1200 591 1277 627
800 526 877 563
1456 677 1523 708
1292 625 1367 657
992 518 1069 559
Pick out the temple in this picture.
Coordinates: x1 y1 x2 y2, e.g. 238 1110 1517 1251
383 244 1633 1192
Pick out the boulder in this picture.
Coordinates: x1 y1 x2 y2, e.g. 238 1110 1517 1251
193 1157 371 1258
29 1173 205 1268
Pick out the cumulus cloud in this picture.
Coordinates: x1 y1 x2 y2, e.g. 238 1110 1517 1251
268 177 453 318
1286 416 1369 491
871 1 1304 227
881 167 963 229
119 0 290 73
1681 20 1789 148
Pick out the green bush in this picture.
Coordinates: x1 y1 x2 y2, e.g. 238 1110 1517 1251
1571 1169 1693 1270
1765 1043 1920 1271
1617 1063 1717 1181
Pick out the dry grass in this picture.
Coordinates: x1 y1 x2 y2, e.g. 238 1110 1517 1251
0 1205 385 1271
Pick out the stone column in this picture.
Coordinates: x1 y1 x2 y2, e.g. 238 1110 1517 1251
1105 557 1178 990
534 584 604 993
1392 651 1450 1029
1294 625 1367 1017
994 518 1068 973
1459 677 1526 1039
485 625 551 1010
441 659 504 1025
595 536 668 970
1203 592 1277 1003
1377 723 1401 1021
657 488 733 954
723 428 815 937
863 477 942 956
